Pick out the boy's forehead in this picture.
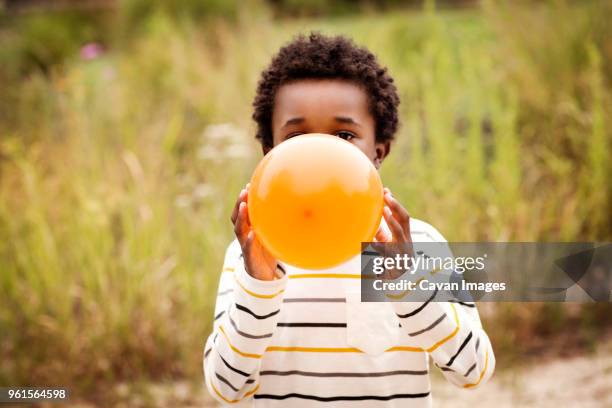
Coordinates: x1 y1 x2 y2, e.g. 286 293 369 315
273 79 370 120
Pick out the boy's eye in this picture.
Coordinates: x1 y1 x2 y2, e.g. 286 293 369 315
336 131 356 141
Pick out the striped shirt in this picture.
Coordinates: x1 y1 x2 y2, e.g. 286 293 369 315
203 218 495 406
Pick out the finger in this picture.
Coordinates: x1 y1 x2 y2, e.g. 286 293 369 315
242 231 255 276
244 197 252 226
371 218 390 250
243 230 254 252
384 192 410 227
241 184 251 225
370 244 392 268
383 206 406 242
231 189 246 224
234 202 250 246
375 223 392 243
230 188 248 224
383 190 412 240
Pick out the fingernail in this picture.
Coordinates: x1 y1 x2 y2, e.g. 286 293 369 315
384 207 391 217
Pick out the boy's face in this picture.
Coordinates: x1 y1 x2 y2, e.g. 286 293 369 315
268 79 390 169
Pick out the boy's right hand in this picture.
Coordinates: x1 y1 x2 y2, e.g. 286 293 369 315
231 183 278 281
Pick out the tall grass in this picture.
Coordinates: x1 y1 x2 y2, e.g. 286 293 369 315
0 1 610 398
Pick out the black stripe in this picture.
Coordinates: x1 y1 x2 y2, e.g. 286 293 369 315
464 363 477 377
254 391 430 401
260 369 427 377
235 303 280 320
229 313 273 339
215 372 239 392
246 379 255 384
446 331 473 367
434 363 455 372
204 348 212 358
435 363 455 372
214 311 225 321
449 300 475 308
408 313 446 337
396 288 438 318
277 322 346 328
218 352 250 377
475 337 481 352
283 297 345 303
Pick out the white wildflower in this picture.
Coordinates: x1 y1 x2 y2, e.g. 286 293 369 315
174 195 192 208
224 144 252 159
193 183 214 200
202 123 246 142
197 145 220 161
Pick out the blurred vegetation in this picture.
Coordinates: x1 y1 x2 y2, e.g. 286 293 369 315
0 0 610 402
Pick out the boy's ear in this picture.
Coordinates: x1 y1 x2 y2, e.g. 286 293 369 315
374 141 391 169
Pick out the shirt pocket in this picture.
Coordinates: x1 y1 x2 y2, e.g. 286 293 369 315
345 289 401 356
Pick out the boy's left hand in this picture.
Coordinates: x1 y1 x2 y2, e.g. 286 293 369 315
374 187 414 279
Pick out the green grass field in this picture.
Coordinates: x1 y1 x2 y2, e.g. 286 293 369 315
0 0 610 401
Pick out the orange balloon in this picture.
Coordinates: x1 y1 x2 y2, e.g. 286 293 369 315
248 134 383 269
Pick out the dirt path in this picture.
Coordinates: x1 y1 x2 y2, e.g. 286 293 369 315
432 341 612 408
66 340 612 407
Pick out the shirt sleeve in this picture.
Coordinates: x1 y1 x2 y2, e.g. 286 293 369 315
203 239 287 404
393 298 495 389
392 226 496 389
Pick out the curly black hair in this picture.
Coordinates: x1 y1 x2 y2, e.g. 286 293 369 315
252 32 400 149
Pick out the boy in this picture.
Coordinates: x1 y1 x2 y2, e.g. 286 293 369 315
203 33 495 406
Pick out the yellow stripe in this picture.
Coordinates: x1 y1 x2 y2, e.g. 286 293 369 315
386 345 424 352
385 288 411 300
219 325 262 359
430 267 442 276
209 378 259 403
426 303 460 352
464 349 490 389
385 276 426 300
384 268 441 300
289 273 362 279
223 267 235 273
265 345 424 353
288 273 392 280
234 276 284 299
266 346 363 353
